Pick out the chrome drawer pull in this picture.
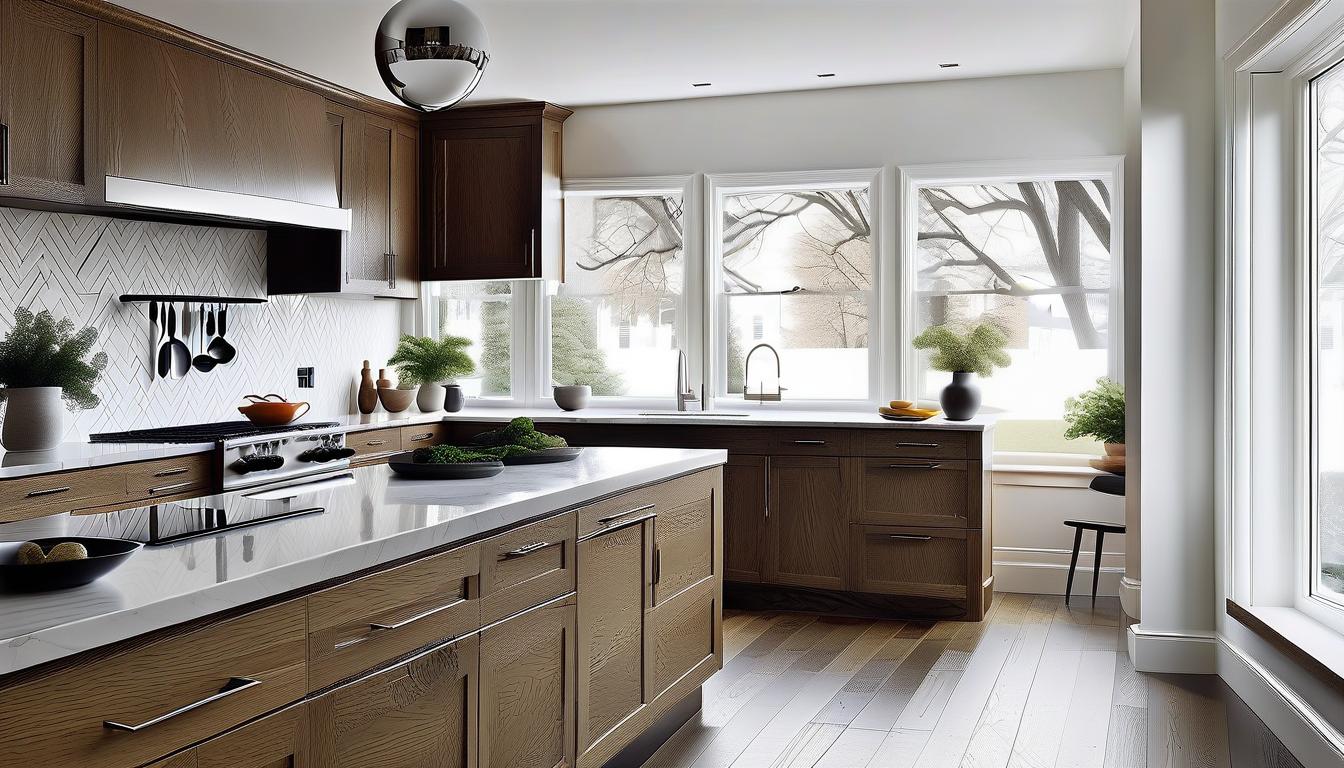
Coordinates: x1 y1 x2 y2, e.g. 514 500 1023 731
365 439 387 446
152 467 190 477
367 597 467 632
408 432 434 441
888 534 934 542
103 677 261 732
148 481 196 495
895 441 939 448
26 486 70 498
792 440 826 445
597 503 655 524
885 462 942 470
500 540 553 560
578 510 656 542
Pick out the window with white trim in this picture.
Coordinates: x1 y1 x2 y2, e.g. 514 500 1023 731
426 280 519 399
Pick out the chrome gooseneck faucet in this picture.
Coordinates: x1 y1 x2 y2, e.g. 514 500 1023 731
676 349 700 411
743 343 784 402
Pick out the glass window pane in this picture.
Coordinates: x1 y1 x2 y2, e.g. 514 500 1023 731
554 193 684 398
913 181 1113 435
718 187 873 400
1313 63 1344 606
433 281 511 398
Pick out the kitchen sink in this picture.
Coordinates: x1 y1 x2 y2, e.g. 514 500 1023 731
636 411 751 417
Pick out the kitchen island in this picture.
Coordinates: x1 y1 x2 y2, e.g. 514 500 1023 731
0 446 725 768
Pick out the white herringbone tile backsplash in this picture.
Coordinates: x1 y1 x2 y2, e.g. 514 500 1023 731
0 207 401 439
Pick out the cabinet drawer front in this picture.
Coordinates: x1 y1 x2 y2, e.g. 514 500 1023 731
479 511 576 625
0 465 127 522
578 468 716 538
401 422 449 449
761 429 854 456
857 459 971 528
195 701 308 768
307 543 481 691
654 496 714 606
851 525 969 599
0 600 306 768
346 427 402 459
124 454 214 502
861 430 971 459
649 578 717 700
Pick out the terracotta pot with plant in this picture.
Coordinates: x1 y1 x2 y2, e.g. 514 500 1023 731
1064 377 1126 474
387 334 476 413
0 308 108 451
911 321 1011 420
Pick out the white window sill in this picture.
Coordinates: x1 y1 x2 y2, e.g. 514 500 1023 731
1227 600 1344 696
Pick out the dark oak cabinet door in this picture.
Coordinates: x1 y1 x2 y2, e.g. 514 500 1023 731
723 454 767 583
309 635 478 768
479 595 575 768
424 123 537 281
0 0 97 204
765 456 848 590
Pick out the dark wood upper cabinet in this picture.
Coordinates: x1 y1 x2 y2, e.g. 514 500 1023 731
0 0 98 204
421 101 570 282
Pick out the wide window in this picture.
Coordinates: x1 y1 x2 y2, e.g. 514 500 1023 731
1312 61 1344 608
904 162 1120 452
549 187 687 399
709 173 878 402
426 280 517 398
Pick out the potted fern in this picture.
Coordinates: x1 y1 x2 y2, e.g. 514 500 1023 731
0 308 108 451
911 321 1010 420
1064 377 1126 474
387 334 476 413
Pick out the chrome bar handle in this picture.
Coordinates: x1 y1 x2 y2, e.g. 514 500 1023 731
26 486 71 498
895 442 939 448
103 677 261 732
408 432 435 442
367 597 467 632
579 510 656 543
147 481 196 496
793 440 826 446
500 540 553 560
153 467 190 478
0 122 9 186
386 253 396 289
888 534 934 542
597 503 656 524
885 462 942 470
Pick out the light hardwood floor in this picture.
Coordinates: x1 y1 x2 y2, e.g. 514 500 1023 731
642 594 1303 768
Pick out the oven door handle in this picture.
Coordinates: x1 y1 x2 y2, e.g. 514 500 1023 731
242 472 356 501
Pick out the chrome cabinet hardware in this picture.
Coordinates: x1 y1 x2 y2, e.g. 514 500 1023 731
147 481 195 496
367 597 467 632
792 440 826 445
764 457 771 519
885 462 942 470
887 534 934 542
0 122 9 186
408 432 434 442
365 439 387 446
528 227 536 273
25 486 71 498
895 441 939 448
578 510 656 542
152 467 190 478
386 253 396 289
500 540 552 559
597 503 655 524
103 677 261 732
653 548 662 585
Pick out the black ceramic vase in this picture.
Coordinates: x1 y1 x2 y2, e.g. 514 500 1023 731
443 384 465 413
940 372 980 421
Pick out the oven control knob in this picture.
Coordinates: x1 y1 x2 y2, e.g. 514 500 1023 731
233 454 285 474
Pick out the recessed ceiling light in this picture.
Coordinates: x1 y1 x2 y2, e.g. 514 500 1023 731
817 73 836 78
692 82 712 87
939 62 960 69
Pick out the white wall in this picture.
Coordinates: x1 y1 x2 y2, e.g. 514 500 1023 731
564 69 1124 177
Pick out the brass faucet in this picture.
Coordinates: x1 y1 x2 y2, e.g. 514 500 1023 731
743 343 784 402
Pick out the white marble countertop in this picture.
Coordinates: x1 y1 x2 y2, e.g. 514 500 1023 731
442 406 994 431
0 446 726 676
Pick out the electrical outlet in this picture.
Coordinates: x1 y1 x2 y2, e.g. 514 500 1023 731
297 366 316 388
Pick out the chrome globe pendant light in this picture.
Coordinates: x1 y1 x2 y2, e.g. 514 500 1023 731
376 0 490 111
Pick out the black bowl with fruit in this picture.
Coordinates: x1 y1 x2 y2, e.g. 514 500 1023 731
0 537 142 592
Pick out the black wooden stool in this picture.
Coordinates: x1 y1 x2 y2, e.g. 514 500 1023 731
1065 475 1126 606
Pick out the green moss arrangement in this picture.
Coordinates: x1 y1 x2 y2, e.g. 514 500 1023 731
912 322 1011 377
0 307 108 411
387 334 475 386
1064 377 1126 445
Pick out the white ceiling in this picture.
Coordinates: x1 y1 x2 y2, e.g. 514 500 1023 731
111 0 1136 108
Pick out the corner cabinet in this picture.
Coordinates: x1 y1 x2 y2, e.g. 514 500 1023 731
421 101 570 282
0 0 98 204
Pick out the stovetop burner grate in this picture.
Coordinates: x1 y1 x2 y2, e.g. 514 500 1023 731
89 420 341 444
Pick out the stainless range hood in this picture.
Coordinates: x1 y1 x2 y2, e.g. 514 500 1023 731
104 176 352 231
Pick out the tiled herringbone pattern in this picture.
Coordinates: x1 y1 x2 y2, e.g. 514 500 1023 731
0 207 400 439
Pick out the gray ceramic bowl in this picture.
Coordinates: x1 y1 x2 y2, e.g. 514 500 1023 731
553 384 591 411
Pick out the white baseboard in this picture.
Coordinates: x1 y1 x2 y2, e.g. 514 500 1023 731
1218 637 1344 768
1127 624 1218 673
1118 576 1141 620
992 557 1124 596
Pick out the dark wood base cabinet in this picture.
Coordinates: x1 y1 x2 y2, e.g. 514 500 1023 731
0 467 723 768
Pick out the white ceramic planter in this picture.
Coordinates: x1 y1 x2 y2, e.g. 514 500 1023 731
1 387 65 451
416 382 445 412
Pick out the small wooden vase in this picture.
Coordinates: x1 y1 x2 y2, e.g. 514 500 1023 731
1088 442 1125 475
357 360 378 414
